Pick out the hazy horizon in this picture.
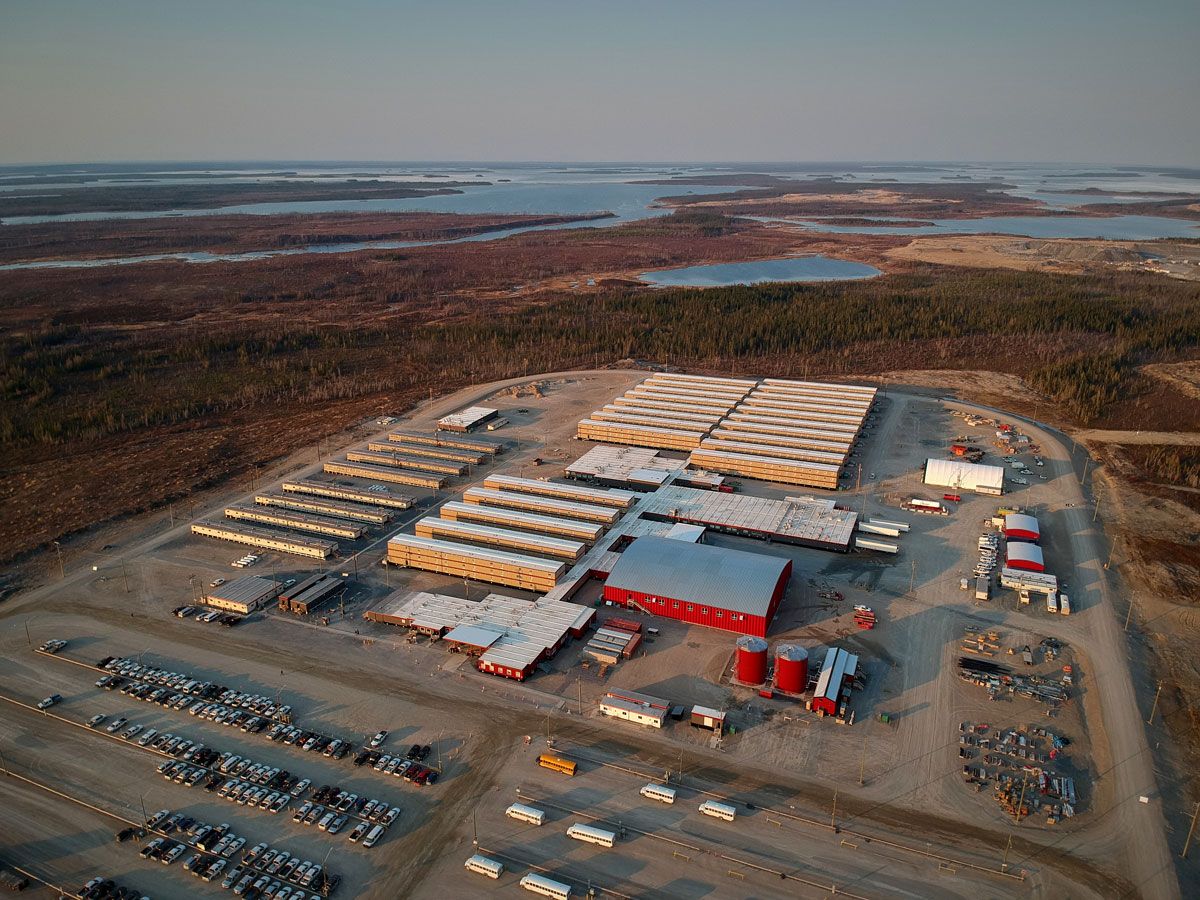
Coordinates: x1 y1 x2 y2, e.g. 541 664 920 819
2 0 1198 167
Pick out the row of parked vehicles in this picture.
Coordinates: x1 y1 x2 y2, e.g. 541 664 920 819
99 656 294 723
291 785 397 846
172 605 243 626
78 877 147 900
265 723 351 759
355 743 439 785
140 810 337 898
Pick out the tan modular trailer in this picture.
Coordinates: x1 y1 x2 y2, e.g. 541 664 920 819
752 383 874 401
761 378 878 398
415 517 585 561
440 501 603 542
641 378 750 399
585 409 717 433
464 486 620 524
224 505 366 540
735 405 863 426
254 493 392 525
577 419 706 452
387 431 504 455
710 427 851 452
743 394 872 414
323 461 446 490
365 441 485 465
699 438 846 465
387 534 565 592
612 395 731 416
281 479 414 510
483 474 636 509
346 450 467 476
726 412 859 434
715 418 855 442
595 404 722 425
628 387 740 407
646 373 758 389
191 521 336 559
687 448 841 489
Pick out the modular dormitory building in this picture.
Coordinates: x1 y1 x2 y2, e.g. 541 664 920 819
602 536 791 638
387 534 566 592
191 521 337 560
345 450 466 476
254 493 392 525
281 479 414 510
438 500 605 542
576 419 708 452
687 447 841 490
224 505 366 540
323 460 446 490
365 440 486 465
386 431 504 455
414 517 586 561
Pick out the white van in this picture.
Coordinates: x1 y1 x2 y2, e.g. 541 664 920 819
362 824 385 848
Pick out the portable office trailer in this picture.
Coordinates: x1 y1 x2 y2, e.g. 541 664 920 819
191 521 336 560
224 505 366 540
698 800 737 821
857 521 901 537
323 461 446 490
254 493 392 525
599 696 667 727
439 500 603 542
483 474 635 509
463 487 621 524
566 823 616 847
577 419 706 452
387 431 504 455
437 406 498 433
365 441 485 465
698 438 846 465
387 534 566 592
281 479 414 510
414 517 586 561
855 537 899 554
687 447 841 489
345 450 467 476
464 855 504 879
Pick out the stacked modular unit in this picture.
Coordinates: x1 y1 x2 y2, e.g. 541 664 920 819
281 479 413 510
387 534 565 592
709 427 850 453
591 405 723 426
697 438 846 466
687 447 841 489
576 418 707 451
463 487 621 524
191 521 336 560
387 431 504 455
345 450 467 476
611 395 731 416
725 411 860 435
254 493 392 525
223 505 366 540
323 461 446 490
481 475 636 510
414 517 586 562
280 575 344 615
438 501 604 543
365 441 486 465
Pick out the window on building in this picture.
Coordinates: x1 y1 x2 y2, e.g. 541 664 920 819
673 601 680 609
686 604 694 612
701 608 708 614
716 610 723 617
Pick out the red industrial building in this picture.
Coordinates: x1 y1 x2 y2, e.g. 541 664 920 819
1003 513 1040 543
812 646 858 716
1006 542 1045 573
602 536 791 638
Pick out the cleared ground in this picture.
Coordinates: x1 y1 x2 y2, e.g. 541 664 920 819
0 370 1184 898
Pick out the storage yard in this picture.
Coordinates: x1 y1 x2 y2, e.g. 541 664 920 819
4 369 1182 900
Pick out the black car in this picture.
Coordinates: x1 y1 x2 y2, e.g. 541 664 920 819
406 744 421 760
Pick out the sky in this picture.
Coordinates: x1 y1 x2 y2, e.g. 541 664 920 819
1 0 1198 166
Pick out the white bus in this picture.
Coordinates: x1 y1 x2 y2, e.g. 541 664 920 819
565 822 616 847
520 872 572 899
505 803 547 826
639 783 677 805
698 799 737 822
463 854 504 879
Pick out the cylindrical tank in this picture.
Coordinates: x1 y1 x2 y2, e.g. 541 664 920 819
774 644 809 694
734 636 768 685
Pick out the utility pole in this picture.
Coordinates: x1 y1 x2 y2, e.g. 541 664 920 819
52 541 64 579
831 788 838 830
909 558 917 594
24 619 31 649
1014 777 1028 824
1001 834 1013 870
1147 681 1163 725
1182 801 1199 859
122 563 130 594
1124 601 1135 632
472 809 478 847
1093 485 1101 523
858 737 867 787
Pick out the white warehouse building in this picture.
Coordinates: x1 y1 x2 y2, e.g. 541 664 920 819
923 458 1005 496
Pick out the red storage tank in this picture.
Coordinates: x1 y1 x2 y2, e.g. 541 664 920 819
734 636 768 685
775 644 809 694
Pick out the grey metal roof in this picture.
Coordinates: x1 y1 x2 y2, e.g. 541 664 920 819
604 536 789 617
